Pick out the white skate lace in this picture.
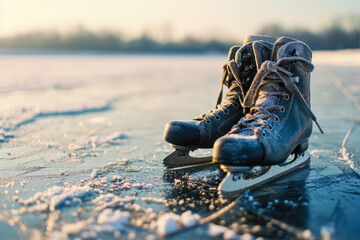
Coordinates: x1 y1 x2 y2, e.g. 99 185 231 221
231 57 324 135
196 59 253 123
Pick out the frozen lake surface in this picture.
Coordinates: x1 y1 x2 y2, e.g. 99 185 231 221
0 50 359 240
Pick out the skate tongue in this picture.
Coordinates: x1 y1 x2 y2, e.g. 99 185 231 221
218 40 273 108
234 41 273 71
243 35 276 45
223 40 273 105
254 83 281 109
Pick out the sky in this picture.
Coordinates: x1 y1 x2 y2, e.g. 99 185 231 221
0 0 358 41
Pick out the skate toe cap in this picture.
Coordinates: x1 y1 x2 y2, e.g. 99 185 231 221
163 120 200 147
213 135 264 165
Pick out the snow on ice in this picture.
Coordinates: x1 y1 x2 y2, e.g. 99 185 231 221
17 184 91 211
156 213 180 237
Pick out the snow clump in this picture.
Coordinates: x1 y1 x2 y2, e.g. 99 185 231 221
18 185 91 211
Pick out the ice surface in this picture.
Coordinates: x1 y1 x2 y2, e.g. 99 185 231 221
313 49 360 67
68 131 127 151
0 98 114 142
0 51 359 240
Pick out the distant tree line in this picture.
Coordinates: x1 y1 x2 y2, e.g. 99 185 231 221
0 27 231 53
257 21 359 50
0 21 358 52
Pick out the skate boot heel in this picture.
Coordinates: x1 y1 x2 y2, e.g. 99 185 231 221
293 138 309 155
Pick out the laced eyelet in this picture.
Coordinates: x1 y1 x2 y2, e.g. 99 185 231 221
262 131 266 136
233 103 239 108
268 125 273 130
284 94 290 100
206 120 212 124
280 106 285 113
223 109 230 114
275 116 280 122
215 115 220 120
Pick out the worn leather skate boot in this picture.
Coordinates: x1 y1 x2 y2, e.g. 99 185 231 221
213 37 323 166
163 36 275 167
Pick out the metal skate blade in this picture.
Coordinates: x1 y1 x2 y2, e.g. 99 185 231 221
219 151 310 199
163 150 213 169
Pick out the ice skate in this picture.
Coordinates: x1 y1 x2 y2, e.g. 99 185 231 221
213 37 323 198
163 36 276 168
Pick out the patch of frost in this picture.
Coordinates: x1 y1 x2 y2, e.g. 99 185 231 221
156 213 179 237
92 193 136 211
59 209 130 238
180 210 200 227
90 169 99 178
0 97 113 142
18 185 91 211
61 221 87 236
321 224 335 240
97 209 129 230
207 223 229 237
68 132 127 151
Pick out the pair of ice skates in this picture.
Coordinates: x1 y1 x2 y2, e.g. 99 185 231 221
163 36 323 199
